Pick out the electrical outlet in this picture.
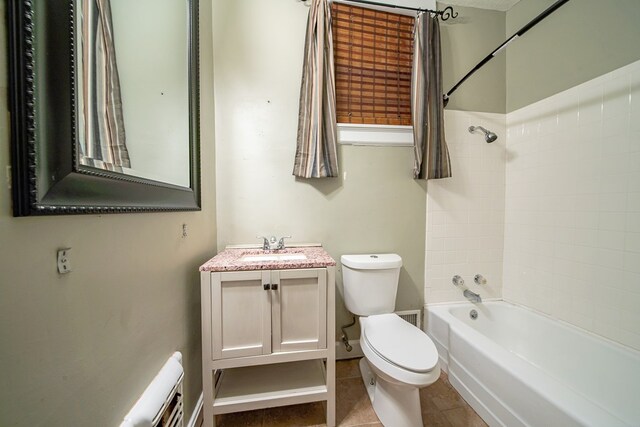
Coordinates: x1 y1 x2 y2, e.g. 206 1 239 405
57 248 72 274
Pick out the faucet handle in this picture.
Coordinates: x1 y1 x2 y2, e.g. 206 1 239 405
277 236 291 250
256 236 271 250
474 274 487 285
452 275 465 287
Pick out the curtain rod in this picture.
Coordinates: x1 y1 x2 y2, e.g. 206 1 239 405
443 0 571 106
338 0 458 20
319 0 458 21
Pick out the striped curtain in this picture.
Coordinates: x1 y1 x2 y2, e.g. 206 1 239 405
79 0 130 172
411 13 451 180
293 0 339 178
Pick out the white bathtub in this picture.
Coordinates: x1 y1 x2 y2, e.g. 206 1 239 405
426 301 640 427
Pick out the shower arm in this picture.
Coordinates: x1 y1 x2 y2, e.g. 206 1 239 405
470 125 489 135
443 0 570 106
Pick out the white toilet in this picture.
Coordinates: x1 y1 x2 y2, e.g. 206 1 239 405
341 254 440 427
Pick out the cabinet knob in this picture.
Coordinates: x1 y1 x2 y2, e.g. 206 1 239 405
271 283 278 291
263 284 271 290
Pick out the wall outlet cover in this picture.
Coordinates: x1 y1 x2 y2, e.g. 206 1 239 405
57 248 71 274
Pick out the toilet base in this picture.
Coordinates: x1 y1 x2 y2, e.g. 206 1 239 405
359 358 424 427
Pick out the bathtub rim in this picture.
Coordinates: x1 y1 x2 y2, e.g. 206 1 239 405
425 298 640 357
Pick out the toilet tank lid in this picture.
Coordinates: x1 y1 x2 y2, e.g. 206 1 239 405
341 254 402 269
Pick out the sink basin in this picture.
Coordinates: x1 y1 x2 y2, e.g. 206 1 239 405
241 253 307 262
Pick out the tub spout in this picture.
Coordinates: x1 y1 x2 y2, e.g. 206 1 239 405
464 289 482 303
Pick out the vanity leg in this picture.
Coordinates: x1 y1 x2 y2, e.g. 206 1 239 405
202 370 214 427
326 357 336 427
201 272 215 427
203 406 214 427
326 266 336 427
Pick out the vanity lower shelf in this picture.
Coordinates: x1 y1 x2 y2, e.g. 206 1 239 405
212 359 328 414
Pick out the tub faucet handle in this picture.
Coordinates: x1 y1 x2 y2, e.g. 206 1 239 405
452 275 465 287
474 274 487 285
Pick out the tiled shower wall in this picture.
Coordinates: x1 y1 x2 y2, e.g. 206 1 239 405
503 59 640 351
425 110 506 303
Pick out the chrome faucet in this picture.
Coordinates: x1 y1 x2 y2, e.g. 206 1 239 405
257 235 291 251
464 289 482 303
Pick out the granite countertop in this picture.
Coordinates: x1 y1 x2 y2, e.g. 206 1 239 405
199 246 336 272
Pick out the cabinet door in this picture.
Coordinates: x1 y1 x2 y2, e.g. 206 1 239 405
271 268 327 352
211 271 272 359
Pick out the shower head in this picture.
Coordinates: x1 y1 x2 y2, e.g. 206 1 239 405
469 125 498 143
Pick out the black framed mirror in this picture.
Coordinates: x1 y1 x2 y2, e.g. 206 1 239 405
8 0 200 216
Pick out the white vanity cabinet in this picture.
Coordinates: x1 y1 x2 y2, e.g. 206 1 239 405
200 247 335 427
210 268 327 359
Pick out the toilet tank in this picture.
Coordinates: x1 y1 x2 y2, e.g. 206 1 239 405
341 254 402 316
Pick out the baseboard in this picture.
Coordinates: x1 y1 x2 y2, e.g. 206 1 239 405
335 339 363 360
187 392 203 427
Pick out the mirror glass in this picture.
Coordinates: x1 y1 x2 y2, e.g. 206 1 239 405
75 0 190 187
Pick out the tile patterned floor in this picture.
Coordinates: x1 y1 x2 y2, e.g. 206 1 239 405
216 358 488 427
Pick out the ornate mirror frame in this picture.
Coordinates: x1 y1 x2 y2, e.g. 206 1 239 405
7 0 201 216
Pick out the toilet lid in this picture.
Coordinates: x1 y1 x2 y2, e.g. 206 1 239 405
363 314 438 373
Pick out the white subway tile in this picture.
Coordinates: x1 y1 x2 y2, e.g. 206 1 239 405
426 277 450 290
628 194 640 215
579 84 604 124
628 172 640 193
426 288 463 304
599 192 628 212
599 211 627 231
597 175 627 195
623 271 640 293
626 211 640 232
444 237 468 251
574 211 600 230
426 250 444 266
625 232 640 253
603 75 631 119
595 266 626 288
597 230 626 250
624 251 640 273
427 237 445 251
595 303 622 326
425 264 443 279
596 248 626 269
443 250 468 265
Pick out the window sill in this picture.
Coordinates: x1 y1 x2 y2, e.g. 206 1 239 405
337 123 414 147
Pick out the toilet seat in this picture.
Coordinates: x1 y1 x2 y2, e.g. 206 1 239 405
363 314 438 373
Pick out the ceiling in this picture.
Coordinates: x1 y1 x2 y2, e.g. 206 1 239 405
439 0 522 12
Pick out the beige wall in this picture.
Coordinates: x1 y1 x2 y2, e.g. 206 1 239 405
0 1 216 425
506 0 640 112
212 0 426 339
439 3 506 113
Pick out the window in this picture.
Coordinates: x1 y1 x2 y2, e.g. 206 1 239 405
332 2 414 133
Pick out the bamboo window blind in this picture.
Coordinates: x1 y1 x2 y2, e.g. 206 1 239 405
331 2 414 126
